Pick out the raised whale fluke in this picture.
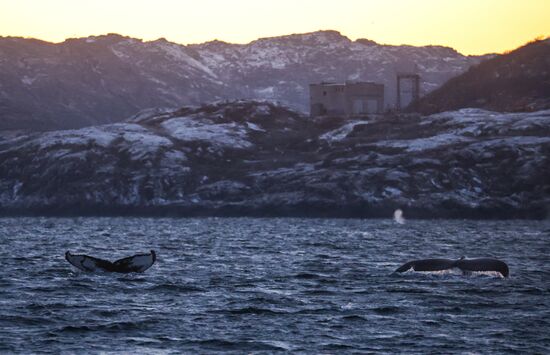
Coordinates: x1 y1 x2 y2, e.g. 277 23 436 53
65 250 156 273
455 257 509 277
395 257 509 277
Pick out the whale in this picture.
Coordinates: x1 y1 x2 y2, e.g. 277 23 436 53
65 250 156 273
395 257 509 277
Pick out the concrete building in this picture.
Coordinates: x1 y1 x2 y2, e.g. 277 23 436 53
310 81 384 117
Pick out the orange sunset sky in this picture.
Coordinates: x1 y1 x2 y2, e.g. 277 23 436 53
1 0 549 55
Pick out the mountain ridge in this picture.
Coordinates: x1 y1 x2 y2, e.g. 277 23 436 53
0 30 489 130
3 30 487 55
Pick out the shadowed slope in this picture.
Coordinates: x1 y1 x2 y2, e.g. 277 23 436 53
416 38 550 114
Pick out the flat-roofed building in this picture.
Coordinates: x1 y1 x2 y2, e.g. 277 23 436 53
310 81 384 117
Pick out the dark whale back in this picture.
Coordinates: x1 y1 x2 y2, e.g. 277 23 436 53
395 258 457 273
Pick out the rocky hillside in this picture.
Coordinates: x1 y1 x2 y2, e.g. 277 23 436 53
416 38 550 114
0 31 488 130
0 101 549 218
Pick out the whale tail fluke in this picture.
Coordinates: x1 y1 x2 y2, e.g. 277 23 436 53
395 257 509 277
113 250 156 273
65 250 156 273
456 257 509 278
65 251 115 272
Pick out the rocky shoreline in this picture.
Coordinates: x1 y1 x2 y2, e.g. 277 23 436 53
1 101 549 219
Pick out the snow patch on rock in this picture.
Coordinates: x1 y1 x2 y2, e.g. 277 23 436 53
21 76 36 85
161 117 252 148
321 121 368 142
378 133 473 152
154 41 218 78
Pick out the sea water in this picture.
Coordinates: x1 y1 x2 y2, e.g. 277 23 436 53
0 217 548 353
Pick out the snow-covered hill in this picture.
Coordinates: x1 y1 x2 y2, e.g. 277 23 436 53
1 101 548 218
0 31 488 130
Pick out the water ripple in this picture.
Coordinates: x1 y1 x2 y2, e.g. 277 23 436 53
0 217 548 353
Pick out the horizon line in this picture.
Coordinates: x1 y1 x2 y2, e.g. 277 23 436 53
4 29 545 56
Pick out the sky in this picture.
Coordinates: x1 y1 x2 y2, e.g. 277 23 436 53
1 0 549 55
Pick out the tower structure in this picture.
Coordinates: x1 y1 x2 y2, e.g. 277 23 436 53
396 73 420 112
